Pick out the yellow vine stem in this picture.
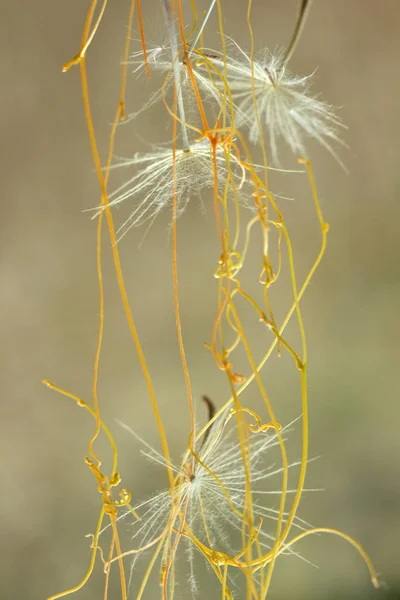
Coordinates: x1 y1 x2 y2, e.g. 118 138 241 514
187 0 198 41
62 0 108 472
214 180 258 599
177 0 209 133
62 0 108 74
220 162 317 596
260 196 308 600
227 375 260 599
153 85 197 596
161 15 264 594
50 3 128 598
196 157 327 445
226 300 289 598
208 119 258 598
246 0 269 194
161 493 193 599
45 1 173 599
107 521 176 600
189 520 379 590
48 505 106 600
273 527 380 589
213 143 289 599
136 0 149 78
236 159 329 403
103 536 114 600
173 406 379 591
158 0 210 141
102 426 249 597
204 76 264 596
183 157 326 596
66 0 174 483
103 412 264 597
42 379 139 521
215 0 230 134
42 381 137 600
170 91 196 464
189 157 379 594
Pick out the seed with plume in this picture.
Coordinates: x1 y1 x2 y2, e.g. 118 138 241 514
110 413 313 596
98 139 243 240
207 41 345 166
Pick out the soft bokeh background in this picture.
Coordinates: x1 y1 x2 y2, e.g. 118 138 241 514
1 1 399 599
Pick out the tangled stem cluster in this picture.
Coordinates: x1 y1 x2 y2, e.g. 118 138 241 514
44 1 379 599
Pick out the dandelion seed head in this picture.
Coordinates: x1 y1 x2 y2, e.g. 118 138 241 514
116 413 312 596
207 41 345 166
104 139 240 238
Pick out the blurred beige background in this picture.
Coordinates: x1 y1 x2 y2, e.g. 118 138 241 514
1 1 400 599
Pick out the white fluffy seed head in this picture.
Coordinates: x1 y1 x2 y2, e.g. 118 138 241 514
101 139 242 239
205 41 346 166
115 413 313 596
